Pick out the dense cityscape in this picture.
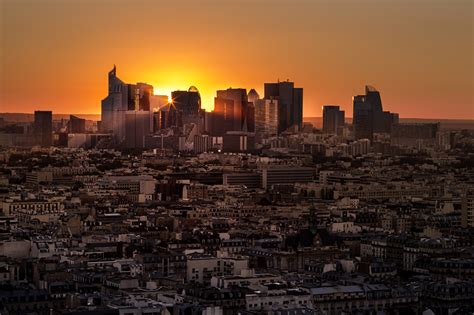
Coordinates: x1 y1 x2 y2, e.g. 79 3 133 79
0 64 473 315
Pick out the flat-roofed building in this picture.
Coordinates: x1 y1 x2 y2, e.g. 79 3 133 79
261 166 314 189
223 172 261 189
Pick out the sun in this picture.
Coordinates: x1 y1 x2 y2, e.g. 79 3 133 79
168 95 173 104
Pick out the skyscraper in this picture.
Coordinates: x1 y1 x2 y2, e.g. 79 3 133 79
322 105 345 135
34 110 53 147
136 83 154 111
247 89 260 104
255 99 278 138
101 66 154 145
101 66 128 141
159 104 183 130
210 97 234 136
216 88 248 131
171 87 201 116
353 94 374 141
353 86 398 141
264 81 303 133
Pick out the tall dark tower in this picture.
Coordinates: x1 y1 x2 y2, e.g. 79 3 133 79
353 85 398 141
171 87 201 116
353 95 374 141
365 86 384 133
323 105 345 135
211 97 234 136
216 88 248 132
34 110 53 147
264 81 303 133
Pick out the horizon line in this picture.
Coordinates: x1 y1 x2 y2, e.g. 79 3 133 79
1 112 473 121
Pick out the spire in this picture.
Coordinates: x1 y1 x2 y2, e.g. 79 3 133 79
109 64 116 77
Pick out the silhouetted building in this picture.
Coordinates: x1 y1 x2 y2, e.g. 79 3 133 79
247 89 260 104
322 105 345 135
264 81 303 133
353 94 374 141
246 103 255 133
211 97 235 136
68 115 86 133
353 86 398 141
171 87 201 117
136 83 154 111
216 88 249 132
34 110 52 147
352 85 398 141
159 104 183 129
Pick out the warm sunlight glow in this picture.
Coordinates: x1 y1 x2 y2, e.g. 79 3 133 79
167 95 172 104
0 1 472 118
146 66 218 112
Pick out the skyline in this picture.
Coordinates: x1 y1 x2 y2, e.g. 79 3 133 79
1 0 473 119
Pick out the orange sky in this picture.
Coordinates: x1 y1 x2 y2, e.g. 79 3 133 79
1 0 473 119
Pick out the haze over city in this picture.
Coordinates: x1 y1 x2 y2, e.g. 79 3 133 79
1 0 473 119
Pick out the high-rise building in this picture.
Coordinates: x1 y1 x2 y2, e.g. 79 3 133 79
322 105 345 135
216 88 248 131
211 97 235 136
353 94 374 141
171 87 201 117
159 104 183 130
353 86 398 141
247 89 260 104
264 81 303 133
246 103 255 133
101 66 128 141
255 99 278 138
34 110 52 147
68 115 86 133
136 83 154 111
101 66 154 145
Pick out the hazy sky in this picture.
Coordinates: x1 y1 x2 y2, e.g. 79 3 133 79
1 0 473 118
